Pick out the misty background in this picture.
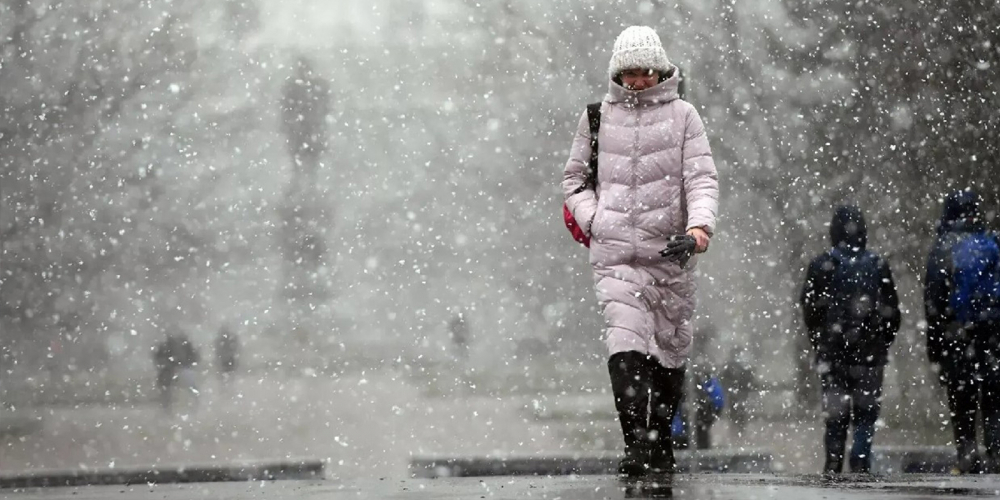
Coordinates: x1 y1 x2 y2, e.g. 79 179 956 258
2 0 998 477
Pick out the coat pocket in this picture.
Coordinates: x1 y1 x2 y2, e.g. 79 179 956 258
653 323 692 356
591 206 606 240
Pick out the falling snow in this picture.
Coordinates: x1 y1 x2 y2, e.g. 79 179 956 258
2 0 999 495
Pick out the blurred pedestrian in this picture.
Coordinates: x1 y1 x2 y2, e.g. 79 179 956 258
447 310 470 361
924 189 1000 474
562 25 719 477
153 330 200 412
692 360 725 450
216 324 240 384
669 362 725 451
801 205 900 474
721 350 760 434
670 397 690 450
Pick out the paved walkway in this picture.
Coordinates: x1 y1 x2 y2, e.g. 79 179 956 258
1 369 954 480
5 474 1000 499
1 371 573 479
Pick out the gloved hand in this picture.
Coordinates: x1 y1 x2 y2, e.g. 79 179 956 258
660 235 697 266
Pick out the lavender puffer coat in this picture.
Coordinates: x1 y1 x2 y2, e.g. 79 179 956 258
562 67 719 369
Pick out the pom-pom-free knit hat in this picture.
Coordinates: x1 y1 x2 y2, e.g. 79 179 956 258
609 26 671 78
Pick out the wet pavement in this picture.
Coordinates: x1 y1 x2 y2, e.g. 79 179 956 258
2 371 955 479
4 474 1000 499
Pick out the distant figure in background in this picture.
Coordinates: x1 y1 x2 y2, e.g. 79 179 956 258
216 324 240 385
153 331 200 412
670 397 690 450
448 311 470 361
670 361 725 450
692 361 725 450
801 205 901 474
721 350 760 434
924 190 1000 474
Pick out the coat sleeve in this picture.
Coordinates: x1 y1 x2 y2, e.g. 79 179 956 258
681 105 719 236
562 110 598 236
800 256 831 352
924 243 951 364
878 258 901 351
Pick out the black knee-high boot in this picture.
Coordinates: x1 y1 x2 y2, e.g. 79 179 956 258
608 351 652 477
647 360 685 473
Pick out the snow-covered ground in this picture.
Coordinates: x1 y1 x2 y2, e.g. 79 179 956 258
3 370 583 479
2 367 952 479
9 474 1000 500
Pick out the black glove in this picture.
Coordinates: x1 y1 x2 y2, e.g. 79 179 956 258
660 235 697 266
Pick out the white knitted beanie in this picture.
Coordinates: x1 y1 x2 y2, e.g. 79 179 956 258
609 26 671 78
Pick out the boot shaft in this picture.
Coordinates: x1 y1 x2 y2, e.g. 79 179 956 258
608 352 654 451
608 352 686 474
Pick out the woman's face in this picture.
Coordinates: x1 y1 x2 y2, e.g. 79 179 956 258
620 68 660 91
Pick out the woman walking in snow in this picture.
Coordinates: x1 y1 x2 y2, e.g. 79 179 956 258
562 25 719 477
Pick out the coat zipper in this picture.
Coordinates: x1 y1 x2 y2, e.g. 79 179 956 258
631 101 652 356
630 102 641 264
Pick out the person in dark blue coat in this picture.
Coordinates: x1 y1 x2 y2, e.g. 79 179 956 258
801 205 901 474
924 190 1000 474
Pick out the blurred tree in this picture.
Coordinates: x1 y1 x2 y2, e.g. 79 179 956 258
224 0 261 42
0 0 268 372
278 56 333 348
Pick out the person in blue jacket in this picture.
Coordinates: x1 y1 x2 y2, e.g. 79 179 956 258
924 190 1000 474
